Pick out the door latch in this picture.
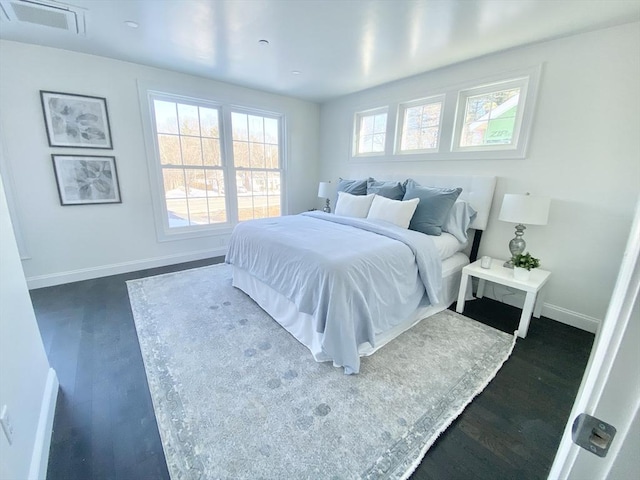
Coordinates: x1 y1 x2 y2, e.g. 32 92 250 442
571 413 617 457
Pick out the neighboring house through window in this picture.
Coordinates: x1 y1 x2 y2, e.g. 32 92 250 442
452 78 529 153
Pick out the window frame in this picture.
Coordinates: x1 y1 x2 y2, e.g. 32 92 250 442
348 65 541 162
352 107 389 157
150 92 230 234
394 94 446 155
227 106 286 223
451 77 529 154
138 83 286 242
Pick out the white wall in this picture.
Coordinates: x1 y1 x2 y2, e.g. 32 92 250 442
319 22 640 328
0 40 320 287
0 172 57 480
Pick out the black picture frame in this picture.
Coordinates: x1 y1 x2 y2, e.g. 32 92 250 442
51 155 122 205
40 91 113 149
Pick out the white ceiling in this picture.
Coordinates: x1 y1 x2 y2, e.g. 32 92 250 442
1 0 639 102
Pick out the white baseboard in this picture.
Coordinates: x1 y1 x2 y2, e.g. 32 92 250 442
26 247 227 289
28 368 58 480
540 304 600 334
476 281 600 334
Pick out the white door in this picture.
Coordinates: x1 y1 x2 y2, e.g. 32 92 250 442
548 198 640 479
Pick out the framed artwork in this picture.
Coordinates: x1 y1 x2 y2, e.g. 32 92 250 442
52 155 122 205
40 91 113 149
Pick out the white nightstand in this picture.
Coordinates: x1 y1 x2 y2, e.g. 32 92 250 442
456 258 551 338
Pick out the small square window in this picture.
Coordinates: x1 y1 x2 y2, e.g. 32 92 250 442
397 96 444 153
453 78 529 152
354 109 388 156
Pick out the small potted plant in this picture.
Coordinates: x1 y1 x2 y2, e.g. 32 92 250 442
511 252 540 281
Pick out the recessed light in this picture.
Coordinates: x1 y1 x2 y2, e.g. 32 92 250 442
124 21 139 28
291 70 301 75
258 39 269 46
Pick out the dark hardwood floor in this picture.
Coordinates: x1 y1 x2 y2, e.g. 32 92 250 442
30 257 594 480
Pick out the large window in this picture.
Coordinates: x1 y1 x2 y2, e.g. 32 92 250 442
231 112 281 221
144 91 284 240
353 108 387 156
397 96 444 153
153 99 227 227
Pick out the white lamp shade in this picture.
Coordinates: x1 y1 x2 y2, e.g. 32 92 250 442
318 181 331 199
499 193 550 225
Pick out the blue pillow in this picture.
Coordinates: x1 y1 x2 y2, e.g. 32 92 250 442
337 178 370 196
366 179 405 200
335 178 371 208
403 179 462 235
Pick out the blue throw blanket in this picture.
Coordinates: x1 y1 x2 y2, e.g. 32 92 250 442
225 212 442 373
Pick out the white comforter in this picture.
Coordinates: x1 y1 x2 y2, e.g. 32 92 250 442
225 211 443 373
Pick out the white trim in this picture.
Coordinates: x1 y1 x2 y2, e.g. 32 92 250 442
542 304 600 334
394 94 445 155
451 76 529 154
28 368 58 480
477 281 600 333
25 247 227 289
136 80 288 243
352 106 389 157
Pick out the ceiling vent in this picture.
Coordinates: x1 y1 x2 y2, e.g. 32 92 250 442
0 0 86 34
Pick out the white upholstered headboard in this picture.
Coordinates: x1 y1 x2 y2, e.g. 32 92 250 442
389 175 497 231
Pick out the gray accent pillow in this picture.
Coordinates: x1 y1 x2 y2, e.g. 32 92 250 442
337 178 371 196
366 179 405 200
336 178 371 208
403 179 462 236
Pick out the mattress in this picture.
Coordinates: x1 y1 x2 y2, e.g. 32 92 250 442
430 232 468 260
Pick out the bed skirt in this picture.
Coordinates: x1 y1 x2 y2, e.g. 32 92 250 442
231 252 472 365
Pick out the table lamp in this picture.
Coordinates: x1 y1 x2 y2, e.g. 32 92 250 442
499 193 550 268
318 182 332 213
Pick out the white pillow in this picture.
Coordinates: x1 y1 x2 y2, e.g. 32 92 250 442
367 195 419 229
334 192 375 218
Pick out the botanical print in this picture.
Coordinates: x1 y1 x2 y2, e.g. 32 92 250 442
52 155 121 205
41 91 113 148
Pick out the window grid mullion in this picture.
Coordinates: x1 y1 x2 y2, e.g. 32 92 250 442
250 170 255 220
181 164 191 225
220 106 238 224
173 101 192 226
196 106 213 224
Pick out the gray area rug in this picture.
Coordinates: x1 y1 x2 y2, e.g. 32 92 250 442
127 264 516 480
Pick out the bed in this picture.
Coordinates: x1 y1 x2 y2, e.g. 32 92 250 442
225 175 496 374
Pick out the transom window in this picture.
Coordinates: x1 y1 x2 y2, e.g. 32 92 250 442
397 96 444 153
354 108 388 155
452 78 529 152
349 66 539 161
